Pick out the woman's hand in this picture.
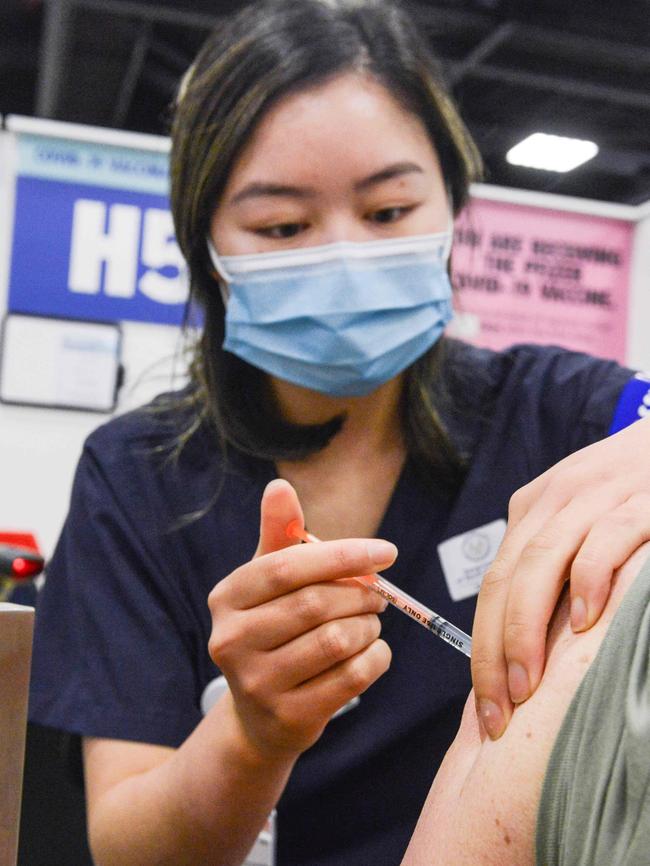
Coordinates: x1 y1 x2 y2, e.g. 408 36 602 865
471 415 650 740
207 479 395 761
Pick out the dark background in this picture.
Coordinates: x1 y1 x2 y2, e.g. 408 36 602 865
2 0 650 205
3 1 649 864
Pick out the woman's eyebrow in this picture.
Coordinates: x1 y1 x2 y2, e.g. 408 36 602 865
230 182 317 205
229 162 424 206
354 161 424 191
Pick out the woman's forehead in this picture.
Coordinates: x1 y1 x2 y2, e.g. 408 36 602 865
220 73 441 197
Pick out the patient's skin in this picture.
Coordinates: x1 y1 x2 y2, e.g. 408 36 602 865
402 543 650 866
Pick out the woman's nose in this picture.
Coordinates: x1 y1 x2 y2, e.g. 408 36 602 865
318 213 376 245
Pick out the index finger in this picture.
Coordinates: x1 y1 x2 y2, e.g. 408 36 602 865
470 504 553 738
470 473 577 738
470 542 513 740
230 536 398 609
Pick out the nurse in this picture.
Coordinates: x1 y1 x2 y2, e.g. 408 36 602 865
29 1 650 865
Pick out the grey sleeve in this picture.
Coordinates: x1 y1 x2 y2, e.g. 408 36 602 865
536 555 650 866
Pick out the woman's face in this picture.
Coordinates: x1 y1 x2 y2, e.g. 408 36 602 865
210 73 449 255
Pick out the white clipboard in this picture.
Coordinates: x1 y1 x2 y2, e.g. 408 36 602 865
0 313 122 412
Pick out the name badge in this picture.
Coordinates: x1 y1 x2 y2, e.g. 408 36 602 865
437 519 506 601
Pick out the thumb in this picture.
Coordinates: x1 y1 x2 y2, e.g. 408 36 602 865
255 478 305 557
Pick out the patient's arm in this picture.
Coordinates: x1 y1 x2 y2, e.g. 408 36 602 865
402 543 650 866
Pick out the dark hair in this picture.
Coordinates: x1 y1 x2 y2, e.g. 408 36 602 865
169 0 482 488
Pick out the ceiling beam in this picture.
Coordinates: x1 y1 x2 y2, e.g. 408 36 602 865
447 22 515 85
407 2 492 37
459 64 650 113
69 0 216 30
111 22 152 128
36 0 75 118
516 22 650 70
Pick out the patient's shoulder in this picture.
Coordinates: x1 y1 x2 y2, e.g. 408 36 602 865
402 544 650 866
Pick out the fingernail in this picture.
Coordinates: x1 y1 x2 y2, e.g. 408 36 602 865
477 699 506 740
366 540 397 566
507 662 530 704
571 596 587 632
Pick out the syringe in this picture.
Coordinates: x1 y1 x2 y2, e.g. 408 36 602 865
286 520 472 658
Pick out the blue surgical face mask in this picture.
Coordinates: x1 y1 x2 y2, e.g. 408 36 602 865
207 229 454 397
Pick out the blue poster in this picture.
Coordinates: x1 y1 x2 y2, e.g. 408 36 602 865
8 132 189 326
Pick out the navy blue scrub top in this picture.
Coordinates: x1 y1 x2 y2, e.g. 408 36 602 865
29 341 635 866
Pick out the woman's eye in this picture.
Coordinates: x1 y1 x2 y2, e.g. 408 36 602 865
255 223 306 239
369 206 413 224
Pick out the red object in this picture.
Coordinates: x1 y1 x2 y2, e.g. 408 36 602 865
0 532 40 553
0 548 44 580
0 534 44 581
11 556 44 579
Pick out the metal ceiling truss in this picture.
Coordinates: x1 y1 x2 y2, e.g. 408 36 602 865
37 0 650 119
32 0 649 203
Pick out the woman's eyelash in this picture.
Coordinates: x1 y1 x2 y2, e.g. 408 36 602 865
252 204 417 238
370 205 415 223
254 223 306 238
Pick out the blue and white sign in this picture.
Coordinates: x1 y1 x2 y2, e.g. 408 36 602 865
8 126 188 326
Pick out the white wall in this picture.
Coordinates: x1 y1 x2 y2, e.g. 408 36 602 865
0 322 187 558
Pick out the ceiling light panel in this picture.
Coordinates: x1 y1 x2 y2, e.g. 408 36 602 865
506 133 599 172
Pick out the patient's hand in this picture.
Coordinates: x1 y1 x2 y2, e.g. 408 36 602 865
402 542 650 866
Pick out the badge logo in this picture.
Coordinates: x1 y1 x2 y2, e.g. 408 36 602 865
461 531 491 562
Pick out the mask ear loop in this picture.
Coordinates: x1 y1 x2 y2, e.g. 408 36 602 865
206 237 231 304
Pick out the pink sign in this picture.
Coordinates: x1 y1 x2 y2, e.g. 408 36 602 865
450 198 634 362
